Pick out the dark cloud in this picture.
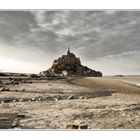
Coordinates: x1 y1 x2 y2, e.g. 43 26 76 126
0 11 140 74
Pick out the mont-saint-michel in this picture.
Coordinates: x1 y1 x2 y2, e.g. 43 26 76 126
0 11 140 129
41 48 102 77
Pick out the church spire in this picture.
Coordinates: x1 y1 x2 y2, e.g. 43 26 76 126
67 46 70 55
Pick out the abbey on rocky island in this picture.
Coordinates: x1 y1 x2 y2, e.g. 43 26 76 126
41 48 102 77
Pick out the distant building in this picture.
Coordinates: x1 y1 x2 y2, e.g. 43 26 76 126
41 48 102 77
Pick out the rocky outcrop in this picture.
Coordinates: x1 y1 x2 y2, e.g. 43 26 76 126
41 48 102 77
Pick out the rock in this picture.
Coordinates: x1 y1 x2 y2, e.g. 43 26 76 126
11 80 20 85
66 124 79 129
79 96 83 99
68 95 75 100
13 127 22 130
16 114 25 118
31 98 36 101
4 98 13 103
54 95 60 101
57 95 60 100
11 118 18 128
1 101 4 104
79 125 88 129
14 81 19 85
38 98 41 101
4 87 10 91
13 99 17 102
22 89 25 92
0 86 9 91
19 99 23 102
0 87 5 91
53 98 58 101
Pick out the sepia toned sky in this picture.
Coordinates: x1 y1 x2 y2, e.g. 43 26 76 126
0 11 140 75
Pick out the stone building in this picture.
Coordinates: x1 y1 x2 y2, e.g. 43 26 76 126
41 48 102 77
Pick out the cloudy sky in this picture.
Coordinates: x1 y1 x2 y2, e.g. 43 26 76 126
0 11 140 75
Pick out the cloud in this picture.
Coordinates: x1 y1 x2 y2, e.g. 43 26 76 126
90 50 140 75
0 11 140 74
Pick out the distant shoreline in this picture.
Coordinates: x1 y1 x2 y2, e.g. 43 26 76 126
0 72 140 77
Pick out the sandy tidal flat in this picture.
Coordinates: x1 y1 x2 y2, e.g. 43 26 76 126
0 76 140 129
